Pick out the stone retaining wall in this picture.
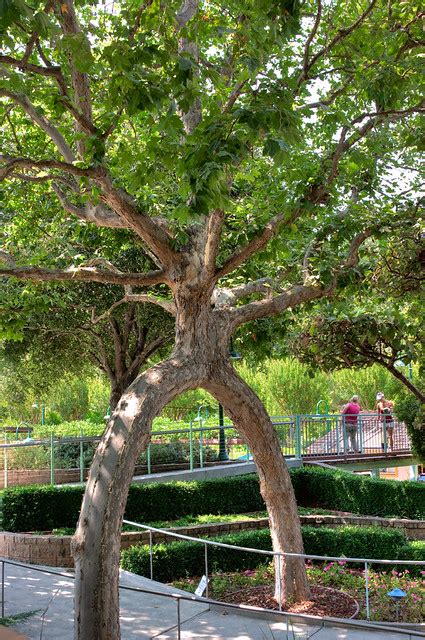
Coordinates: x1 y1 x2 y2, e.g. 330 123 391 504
0 514 423 568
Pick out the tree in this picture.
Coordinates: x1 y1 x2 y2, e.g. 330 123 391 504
0 0 423 637
290 214 425 403
292 312 425 402
1 279 174 411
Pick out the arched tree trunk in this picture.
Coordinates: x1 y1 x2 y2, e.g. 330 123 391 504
72 356 198 640
73 295 310 638
204 362 310 604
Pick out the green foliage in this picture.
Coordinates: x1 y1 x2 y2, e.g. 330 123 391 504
290 467 425 519
3 467 424 532
2 484 85 532
139 442 218 466
121 526 416 582
237 358 402 413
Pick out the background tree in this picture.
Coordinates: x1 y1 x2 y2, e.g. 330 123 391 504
1 0 424 637
1 278 174 411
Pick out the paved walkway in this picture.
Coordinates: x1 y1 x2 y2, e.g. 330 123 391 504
1 563 423 639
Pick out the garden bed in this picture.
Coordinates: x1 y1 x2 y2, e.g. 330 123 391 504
172 562 425 623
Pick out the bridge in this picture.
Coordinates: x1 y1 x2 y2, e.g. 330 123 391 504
0 412 417 489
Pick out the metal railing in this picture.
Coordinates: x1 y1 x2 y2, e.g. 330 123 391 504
122 519 425 623
0 555 423 639
0 413 411 488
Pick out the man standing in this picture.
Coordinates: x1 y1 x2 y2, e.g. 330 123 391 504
342 395 361 453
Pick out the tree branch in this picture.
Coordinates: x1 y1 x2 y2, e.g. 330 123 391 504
0 54 95 134
229 230 372 327
90 294 176 324
0 89 75 162
222 79 249 113
216 213 285 279
229 284 326 327
213 277 278 308
296 0 378 88
52 184 128 229
204 209 224 276
54 0 93 124
0 156 101 180
95 174 180 267
0 257 167 287
298 0 322 87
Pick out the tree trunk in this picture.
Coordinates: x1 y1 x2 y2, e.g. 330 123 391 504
72 357 196 640
73 296 310 638
204 362 310 604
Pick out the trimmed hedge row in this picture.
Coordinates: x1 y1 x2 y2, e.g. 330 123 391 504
121 525 425 582
3 466 424 532
291 466 425 519
2 474 264 532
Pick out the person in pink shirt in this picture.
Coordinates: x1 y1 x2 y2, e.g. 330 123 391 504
342 395 361 453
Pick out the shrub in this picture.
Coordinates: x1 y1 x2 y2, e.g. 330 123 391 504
121 526 411 582
138 442 218 466
3 467 424 532
290 466 425 519
2 474 264 532
2 485 85 532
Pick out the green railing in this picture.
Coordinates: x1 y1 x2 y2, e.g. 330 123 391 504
0 413 411 488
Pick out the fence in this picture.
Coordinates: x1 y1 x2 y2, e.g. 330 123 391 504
124 519 424 623
0 413 411 488
0 550 423 639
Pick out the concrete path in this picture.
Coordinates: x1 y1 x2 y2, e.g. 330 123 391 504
1 562 423 640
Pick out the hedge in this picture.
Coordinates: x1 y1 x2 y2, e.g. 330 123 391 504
2 474 264 532
121 525 424 583
291 466 425 519
3 466 424 532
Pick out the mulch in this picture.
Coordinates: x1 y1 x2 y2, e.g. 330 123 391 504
219 584 359 618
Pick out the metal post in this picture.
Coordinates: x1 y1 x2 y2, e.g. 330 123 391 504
342 416 347 453
176 597 181 640
199 419 204 469
365 561 370 620
149 530 153 580
189 421 194 471
147 444 151 475
41 405 45 427
218 404 229 461
204 542 209 599
358 416 363 453
336 416 340 455
295 415 301 459
1 560 4 617
3 437 8 489
383 419 388 453
79 429 84 483
277 553 282 612
50 433 55 485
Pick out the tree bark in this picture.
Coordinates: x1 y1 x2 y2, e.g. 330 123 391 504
204 362 310 604
72 357 197 640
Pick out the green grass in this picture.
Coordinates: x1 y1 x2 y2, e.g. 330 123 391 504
50 507 338 536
